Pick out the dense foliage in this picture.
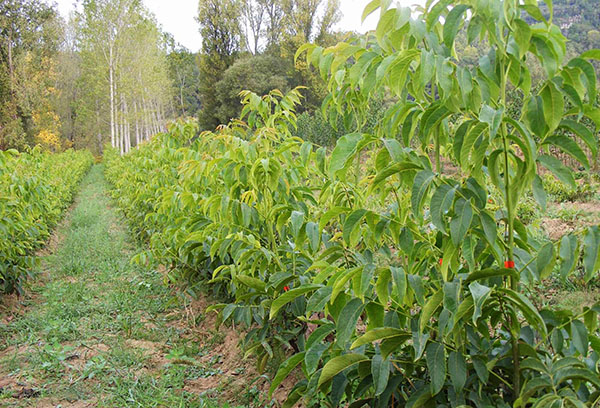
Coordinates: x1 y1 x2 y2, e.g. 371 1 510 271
0 148 93 294
0 0 62 151
105 0 600 406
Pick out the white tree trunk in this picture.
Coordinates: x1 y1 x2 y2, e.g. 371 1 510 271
134 100 140 146
109 45 116 148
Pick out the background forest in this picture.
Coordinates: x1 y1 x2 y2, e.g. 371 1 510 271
1 0 599 154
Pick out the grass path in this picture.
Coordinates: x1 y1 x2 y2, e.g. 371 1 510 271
0 165 248 408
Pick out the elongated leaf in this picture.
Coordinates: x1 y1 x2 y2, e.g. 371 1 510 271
448 351 466 393
343 209 368 245
269 352 305 397
306 222 320 252
464 267 519 284
499 288 547 336
371 353 391 396
270 285 321 319
306 286 332 314
420 289 443 332
554 367 600 388
305 343 328 374
318 354 369 387
443 5 469 48
319 206 350 231
540 82 564 134
329 133 362 177
559 119 597 158
351 327 410 349
537 155 576 189
371 162 424 189
559 234 578 279
532 174 547 211
543 135 589 169
426 342 446 395
583 226 600 282
571 320 588 357
236 275 266 291
430 184 456 234
450 199 473 246
479 105 503 138
469 282 492 324
336 298 365 348
362 0 381 22
411 170 435 220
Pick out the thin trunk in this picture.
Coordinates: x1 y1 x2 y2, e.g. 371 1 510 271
134 100 140 146
109 45 115 148
95 102 102 154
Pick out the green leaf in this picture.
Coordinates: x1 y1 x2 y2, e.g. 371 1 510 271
532 175 547 211
375 268 391 306
362 0 381 22
554 367 600 388
382 138 403 162
430 184 456 234
469 282 492 324
443 5 469 48
443 281 460 315
459 122 487 169
558 119 597 158
537 155 576 189
559 234 578 279
464 267 519 284
411 170 435 220
525 96 547 138
306 286 332 314
318 354 369 388
343 209 368 245
420 289 443 332
583 226 600 282
568 57 597 103
542 135 589 169
371 162 424 190
351 327 410 349
290 210 304 239
426 342 446 395
306 222 320 252
336 298 365 348
448 351 466 393
519 377 553 404
305 343 328 374
269 352 305 397
319 206 350 231
450 199 473 246
235 275 266 292
270 285 322 319
480 211 498 244
513 19 532 59
479 105 503 138
580 49 600 60
499 288 547 336
540 82 564 135
371 353 391 396
329 133 362 178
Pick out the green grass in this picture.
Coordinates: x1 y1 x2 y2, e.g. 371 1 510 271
0 165 245 407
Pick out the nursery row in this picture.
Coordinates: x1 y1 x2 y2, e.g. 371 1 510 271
106 1 600 406
0 148 94 294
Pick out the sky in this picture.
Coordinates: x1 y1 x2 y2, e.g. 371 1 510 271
53 0 424 52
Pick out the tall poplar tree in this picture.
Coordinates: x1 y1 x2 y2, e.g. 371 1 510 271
197 0 242 130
